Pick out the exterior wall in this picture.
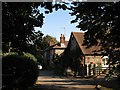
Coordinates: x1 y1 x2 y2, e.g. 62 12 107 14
44 51 50 60
85 55 109 67
50 49 54 59
43 50 50 65
55 49 64 55
44 49 65 66
43 49 55 65
85 56 102 65
85 56 102 75
84 55 109 76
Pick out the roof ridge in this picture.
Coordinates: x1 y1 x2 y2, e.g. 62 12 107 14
72 32 84 54
72 32 84 34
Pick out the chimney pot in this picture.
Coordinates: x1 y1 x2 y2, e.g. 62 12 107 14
60 34 65 46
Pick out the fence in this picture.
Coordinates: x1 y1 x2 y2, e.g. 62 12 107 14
89 67 110 76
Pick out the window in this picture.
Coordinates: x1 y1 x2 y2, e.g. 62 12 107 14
102 56 109 65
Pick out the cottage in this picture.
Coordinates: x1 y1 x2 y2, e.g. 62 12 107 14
63 32 108 76
43 34 68 67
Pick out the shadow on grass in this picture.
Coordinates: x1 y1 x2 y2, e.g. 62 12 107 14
95 77 120 90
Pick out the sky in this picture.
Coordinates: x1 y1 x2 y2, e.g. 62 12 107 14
34 8 82 42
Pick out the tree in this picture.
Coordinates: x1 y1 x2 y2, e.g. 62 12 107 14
42 35 59 50
2 2 44 52
2 2 68 53
2 2 58 52
18 30 44 63
70 2 120 64
2 2 64 57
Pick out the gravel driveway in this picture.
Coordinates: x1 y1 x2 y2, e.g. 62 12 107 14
35 70 97 90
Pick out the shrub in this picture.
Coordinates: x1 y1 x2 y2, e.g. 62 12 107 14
2 54 39 89
2 52 18 56
2 52 37 62
22 52 37 62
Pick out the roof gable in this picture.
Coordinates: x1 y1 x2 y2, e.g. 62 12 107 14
72 32 101 55
44 41 68 51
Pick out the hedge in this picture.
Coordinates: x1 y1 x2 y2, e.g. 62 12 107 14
2 53 39 89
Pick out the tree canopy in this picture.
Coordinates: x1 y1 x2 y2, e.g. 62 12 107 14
2 2 44 52
42 35 59 50
70 2 120 64
2 2 67 53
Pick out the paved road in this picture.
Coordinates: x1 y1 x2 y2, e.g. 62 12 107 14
35 70 97 90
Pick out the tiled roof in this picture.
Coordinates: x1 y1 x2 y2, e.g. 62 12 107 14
44 44 58 51
53 45 65 49
44 41 68 51
53 41 68 49
72 32 101 55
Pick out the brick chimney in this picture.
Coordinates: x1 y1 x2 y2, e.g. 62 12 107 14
60 34 65 47
49 39 53 46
